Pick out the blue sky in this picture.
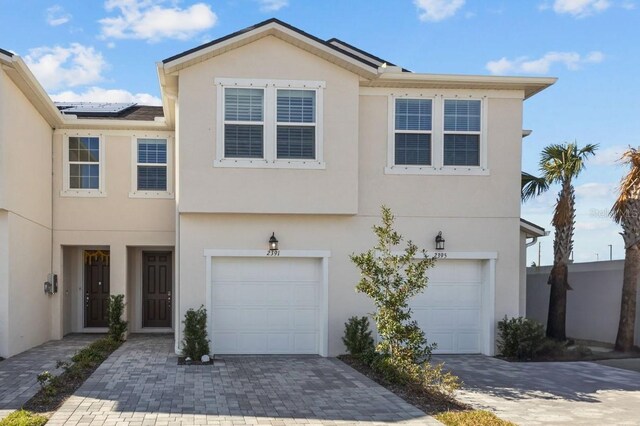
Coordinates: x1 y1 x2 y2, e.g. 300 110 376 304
1 0 637 265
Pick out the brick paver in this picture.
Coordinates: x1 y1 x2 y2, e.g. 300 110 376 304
49 334 439 425
0 334 103 420
434 354 640 425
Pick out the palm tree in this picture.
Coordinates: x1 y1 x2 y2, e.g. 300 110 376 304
522 142 598 340
610 147 640 352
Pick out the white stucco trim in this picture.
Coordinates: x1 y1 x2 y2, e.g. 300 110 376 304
203 249 331 356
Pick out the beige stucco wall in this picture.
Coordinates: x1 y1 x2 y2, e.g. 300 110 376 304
179 213 521 356
0 70 53 357
6 213 52 356
50 129 176 339
176 35 360 214
0 72 52 226
174 35 525 356
0 210 8 357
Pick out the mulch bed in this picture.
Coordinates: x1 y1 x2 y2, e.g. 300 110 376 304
337 355 469 416
22 340 122 416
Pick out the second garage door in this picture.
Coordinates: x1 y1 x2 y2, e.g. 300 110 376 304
211 257 321 354
410 259 484 354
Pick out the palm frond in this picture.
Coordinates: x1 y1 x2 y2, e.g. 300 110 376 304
540 141 598 184
521 172 549 202
611 147 640 223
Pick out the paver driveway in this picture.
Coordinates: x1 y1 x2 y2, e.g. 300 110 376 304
434 355 640 425
0 334 102 420
49 335 438 425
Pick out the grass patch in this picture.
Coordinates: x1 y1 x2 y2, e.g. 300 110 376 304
436 410 516 426
0 410 48 426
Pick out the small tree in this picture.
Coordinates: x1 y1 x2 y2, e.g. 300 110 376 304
342 316 375 357
182 306 210 359
107 294 128 342
350 206 436 364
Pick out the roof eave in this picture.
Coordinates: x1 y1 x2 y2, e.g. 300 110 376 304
365 73 557 99
161 21 379 79
2 56 64 127
520 218 547 237
59 117 170 131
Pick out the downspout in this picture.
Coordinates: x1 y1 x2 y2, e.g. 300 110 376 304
525 237 538 248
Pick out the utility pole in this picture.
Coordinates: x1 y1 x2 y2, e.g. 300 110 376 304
608 244 613 261
538 241 541 267
596 253 599 261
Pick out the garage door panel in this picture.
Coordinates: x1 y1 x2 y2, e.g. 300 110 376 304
410 260 483 354
211 257 321 354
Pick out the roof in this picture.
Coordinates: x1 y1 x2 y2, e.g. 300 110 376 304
0 47 13 57
56 102 164 121
520 218 547 237
163 18 379 70
326 38 398 68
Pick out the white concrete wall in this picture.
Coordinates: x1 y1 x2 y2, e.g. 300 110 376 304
527 260 640 345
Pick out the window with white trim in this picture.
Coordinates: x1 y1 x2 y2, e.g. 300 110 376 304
62 135 105 196
393 98 432 165
215 78 325 169
444 99 481 166
386 95 487 175
130 136 173 198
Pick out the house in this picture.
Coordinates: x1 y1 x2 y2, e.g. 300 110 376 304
0 19 555 359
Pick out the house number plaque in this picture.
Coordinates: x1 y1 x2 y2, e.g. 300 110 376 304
266 250 280 256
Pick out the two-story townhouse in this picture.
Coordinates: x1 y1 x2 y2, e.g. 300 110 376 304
0 19 552 359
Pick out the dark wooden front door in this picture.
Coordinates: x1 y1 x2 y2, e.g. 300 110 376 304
84 250 110 328
143 252 172 328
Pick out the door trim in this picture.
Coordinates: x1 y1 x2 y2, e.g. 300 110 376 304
201 249 331 357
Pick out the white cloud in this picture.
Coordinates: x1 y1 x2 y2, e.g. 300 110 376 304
24 44 107 91
51 87 162 105
258 0 289 12
414 0 465 22
100 0 218 42
575 182 616 199
551 0 611 17
46 5 72 26
486 50 604 75
591 145 627 166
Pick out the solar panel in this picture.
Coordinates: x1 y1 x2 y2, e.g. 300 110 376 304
55 102 137 115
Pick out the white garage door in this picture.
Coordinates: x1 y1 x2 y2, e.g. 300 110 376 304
211 257 321 354
410 260 483 354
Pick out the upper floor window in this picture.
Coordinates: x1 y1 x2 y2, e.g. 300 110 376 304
444 99 481 167
62 134 105 197
393 98 432 166
386 95 487 175
214 78 325 169
130 136 173 198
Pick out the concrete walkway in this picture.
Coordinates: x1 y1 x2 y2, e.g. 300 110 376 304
0 334 102 420
49 334 438 425
434 354 640 425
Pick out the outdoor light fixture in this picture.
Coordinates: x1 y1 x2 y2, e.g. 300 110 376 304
268 232 279 251
435 231 445 250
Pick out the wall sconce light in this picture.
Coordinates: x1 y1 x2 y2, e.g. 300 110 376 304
435 231 445 250
268 232 279 252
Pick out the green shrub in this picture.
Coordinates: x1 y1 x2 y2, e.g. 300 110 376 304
36 371 53 389
350 206 437 364
0 410 47 426
342 316 375 357
182 306 210 359
497 316 546 360
107 294 128 342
